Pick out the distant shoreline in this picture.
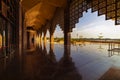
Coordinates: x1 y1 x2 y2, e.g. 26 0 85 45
54 40 120 45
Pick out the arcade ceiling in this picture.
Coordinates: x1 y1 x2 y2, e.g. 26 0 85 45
21 0 66 31
21 0 120 32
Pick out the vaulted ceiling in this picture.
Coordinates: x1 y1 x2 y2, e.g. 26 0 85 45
21 0 120 31
21 0 67 30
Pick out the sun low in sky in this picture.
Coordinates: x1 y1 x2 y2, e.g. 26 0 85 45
53 9 120 39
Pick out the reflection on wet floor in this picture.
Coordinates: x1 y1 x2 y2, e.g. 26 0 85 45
0 42 120 80
108 43 120 57
0 42 82 80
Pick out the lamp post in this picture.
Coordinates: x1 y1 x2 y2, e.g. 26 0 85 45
98 33 103 39
98 33 103 42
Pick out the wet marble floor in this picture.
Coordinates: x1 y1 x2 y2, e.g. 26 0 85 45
0 42 120 80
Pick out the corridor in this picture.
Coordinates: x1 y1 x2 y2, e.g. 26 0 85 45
1 0 120 80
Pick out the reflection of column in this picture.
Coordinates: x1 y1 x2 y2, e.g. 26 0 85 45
39 33 42 49
108 43 115 57
60 42 71 64
108 43 110 50
49 43 54 54
50 43 54 51
43 41 47 55
39 39 42 49
48 43 56 63
111 43 113 49
59 45 71 67
55 44 82 80
64 44 71 58
109 43 112 50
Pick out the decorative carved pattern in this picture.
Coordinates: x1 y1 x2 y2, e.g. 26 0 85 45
42 7 64 34
41 0 120 33
115 0 120 25
69 0 120 31
51 8 64 32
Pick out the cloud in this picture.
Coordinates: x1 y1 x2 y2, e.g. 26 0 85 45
72 19 120 39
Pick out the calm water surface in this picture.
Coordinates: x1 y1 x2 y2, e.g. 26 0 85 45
0 42 120 80
48 42 120 80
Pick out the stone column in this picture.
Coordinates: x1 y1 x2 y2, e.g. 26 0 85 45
5 22 9 55
0 34 2 48
50 32 54 44
19 2 23 54
64 0 71 46
63 0 71 59
2 30 6 56
49 23 55 44
39 32 42 43
43 31 47 45
27 31 30 49
32 33 35 47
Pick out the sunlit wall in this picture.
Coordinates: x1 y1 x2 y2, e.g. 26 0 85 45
0 34 2 48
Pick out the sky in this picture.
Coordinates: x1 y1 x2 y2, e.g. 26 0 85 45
52 9 120 39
